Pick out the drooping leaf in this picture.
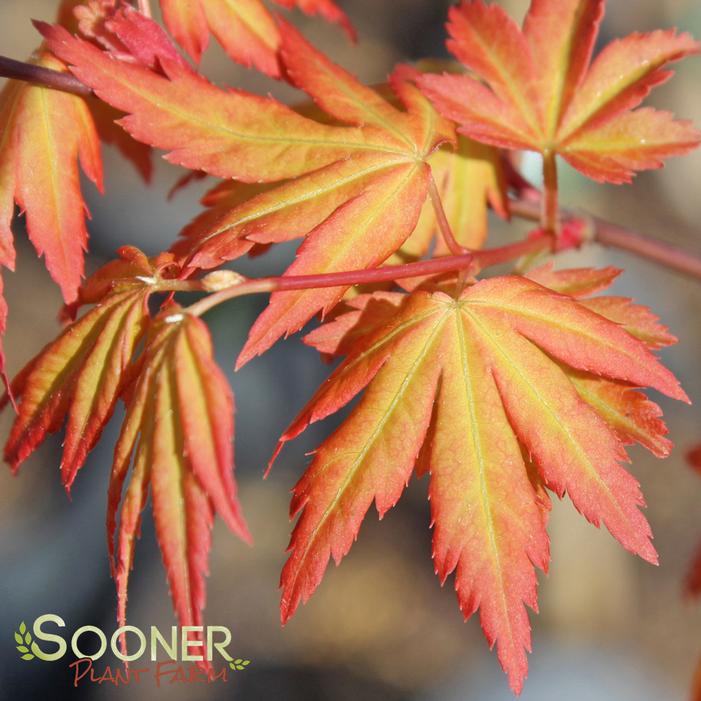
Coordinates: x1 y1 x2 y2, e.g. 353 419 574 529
160 0 354 76
418 0 700 183
3 286 149 490
108 311 250 634
1 246 181 488
0 49 103 301
273 274 686 693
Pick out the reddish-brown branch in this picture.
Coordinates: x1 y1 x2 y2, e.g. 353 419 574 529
0 55 91 97
595 221 701 278
184 235 555 317
510 198 701 279
183 200 701 318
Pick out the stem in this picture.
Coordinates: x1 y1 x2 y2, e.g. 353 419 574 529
184 235 555 317
0 55 91 97
510 197 701 280
428 172 466 256
541 151 559 236
186 255 469 316
595 221 701 279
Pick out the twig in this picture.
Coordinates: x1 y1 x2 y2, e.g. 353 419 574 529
0 55 91 97
183 235 555 317
510 198 701 279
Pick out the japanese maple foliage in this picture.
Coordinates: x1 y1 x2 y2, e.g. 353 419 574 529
273 272 685 692
1 0 700 696
418 0 700 184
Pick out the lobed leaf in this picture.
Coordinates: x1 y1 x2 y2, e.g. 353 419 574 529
276 274 686 692
108 313 250 634
0 50 102 302
3 287 149 490
418 0 701 183
174 133 505 274
236 162 430 366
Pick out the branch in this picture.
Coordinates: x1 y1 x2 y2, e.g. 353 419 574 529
0 55 91 97
511 198 701 279
184 235 552 317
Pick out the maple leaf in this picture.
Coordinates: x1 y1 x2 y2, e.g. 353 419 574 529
42 17 459 366
0 248 175 489
418 0 701 183
271 273 686 693
175 133 507 268
3 288 147 490
108 310 250 634
160 0 354 76
0 49 102 301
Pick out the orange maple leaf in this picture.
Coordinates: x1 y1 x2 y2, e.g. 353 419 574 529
272 272 686 693
0 49 102 300
418 0 701 183
1 249 176 489
108 310 250 634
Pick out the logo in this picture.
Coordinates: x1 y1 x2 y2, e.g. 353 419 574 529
13 615 251 688
14 622 35 661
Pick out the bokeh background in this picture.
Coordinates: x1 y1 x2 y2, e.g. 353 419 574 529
1 1 701 699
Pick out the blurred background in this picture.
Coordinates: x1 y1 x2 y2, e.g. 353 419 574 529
1 0 701 699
